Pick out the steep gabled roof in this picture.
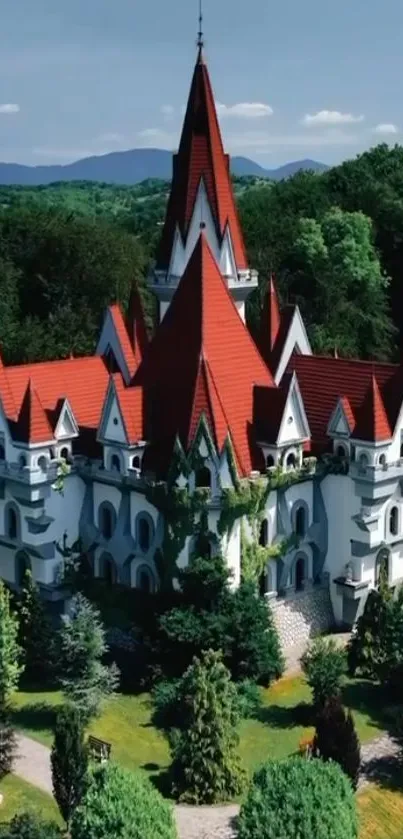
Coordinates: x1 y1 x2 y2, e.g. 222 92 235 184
288 354 400 450
136 235 274 476
108 304 137 377
112 374 144 445
259 275 282 365
13 379 54 444
126 285 148 368
155 49 248 272
352 374 392 442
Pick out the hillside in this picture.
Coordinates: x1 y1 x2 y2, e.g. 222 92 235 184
0 149 328 186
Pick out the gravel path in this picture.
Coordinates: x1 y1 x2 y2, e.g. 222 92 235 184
10 707 400 839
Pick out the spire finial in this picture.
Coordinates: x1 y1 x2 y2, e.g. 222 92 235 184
197 0 204 51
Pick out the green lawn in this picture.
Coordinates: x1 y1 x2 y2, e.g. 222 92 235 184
358 785 403 839
0 775 61 825
11 673 389 785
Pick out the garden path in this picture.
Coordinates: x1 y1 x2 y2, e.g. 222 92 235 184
12 728 400 839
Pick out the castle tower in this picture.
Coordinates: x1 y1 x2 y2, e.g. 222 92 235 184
149 45 258 322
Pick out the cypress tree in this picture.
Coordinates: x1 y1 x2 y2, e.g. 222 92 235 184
0 703 17 779
51 704 88 827
314 696 361 789
171 649 245 803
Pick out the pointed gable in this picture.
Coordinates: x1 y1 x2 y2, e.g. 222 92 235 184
53 398 79 440
352 374 392 442
137 235 274 476
155 49 247 272
14 379 53 444
259 275 281 364
327 395 355 437
126 285 148 368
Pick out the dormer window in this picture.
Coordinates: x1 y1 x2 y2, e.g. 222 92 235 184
286 452 296 470
195 466 211 489
266 455 275 468
131 455 141 470
336 443 348 458
110 454 121 472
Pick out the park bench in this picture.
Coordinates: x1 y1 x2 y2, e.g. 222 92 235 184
88 735 112 763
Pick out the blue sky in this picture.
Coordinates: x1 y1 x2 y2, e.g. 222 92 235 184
0 0 402 168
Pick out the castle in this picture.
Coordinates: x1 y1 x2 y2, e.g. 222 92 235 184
0 44 401 651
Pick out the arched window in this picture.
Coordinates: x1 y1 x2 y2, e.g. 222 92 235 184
138 517 151 552
295 556 306 591
136 565 155 593
6 507 18 540
336 444 347 458
295 506 306 538
100 554 117 585
266 455 275 468
0 444 5 462
400 442 403 459
375 548 389 586
99 504 115 540
15 551 31 587
389 506 399 537
259 564 273 596
110 454 121 472
259 519 269 547
37 455 48 473
195 466 211 488
60 446 69 461
286 452 296 470
131 455 140 470
358 452 369 470
379 453 387 467
19 454 27 470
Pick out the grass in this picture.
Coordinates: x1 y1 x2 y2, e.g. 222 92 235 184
11 673 389 784
0 774 61 825
358 785 403 839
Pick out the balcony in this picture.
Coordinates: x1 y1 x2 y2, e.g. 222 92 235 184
349 458 403 499
0 460 59 486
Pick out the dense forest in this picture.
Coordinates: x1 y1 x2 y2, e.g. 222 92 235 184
0 143 402 366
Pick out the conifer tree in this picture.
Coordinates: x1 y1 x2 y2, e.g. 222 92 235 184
347 559 392 678
51 704 88 828
17 570 55 681
0 581 23 706
314 696 361 789
58 594 119 724
171 649 245 803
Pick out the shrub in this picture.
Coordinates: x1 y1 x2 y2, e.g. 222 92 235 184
228 582 284 685
152 678 182 730
70 763 177 839
301 637 347 707
17 571 56 683
171 650 245 803
347 575 391 678
0 704 17 779
158 555 283 686
51 704 89 827
238 756 358 839
0 813 61 839
314 696 361 789
235 679 261 719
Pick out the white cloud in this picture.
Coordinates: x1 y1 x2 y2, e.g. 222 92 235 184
216 101 273 119
0 103 20 114
136 127 178 148
302 110 364 127
161 104 175 118
225 129 360 155
373 123 398 135
96 132 125 144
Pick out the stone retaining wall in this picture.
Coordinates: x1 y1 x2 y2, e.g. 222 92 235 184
270 584 335 653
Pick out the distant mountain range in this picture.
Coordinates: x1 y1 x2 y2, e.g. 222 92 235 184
0 149 328 186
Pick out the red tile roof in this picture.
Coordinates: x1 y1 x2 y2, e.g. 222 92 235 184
289 354 400 449
126 286 148 369
339 396 355 432
352 375 392 442
108 304 137 377
13 379 54 444
136 235 274 476
155 49 248 272
112 374 144 444
5 356 110 432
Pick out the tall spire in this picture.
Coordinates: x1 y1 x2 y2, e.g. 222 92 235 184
197 0 204 53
